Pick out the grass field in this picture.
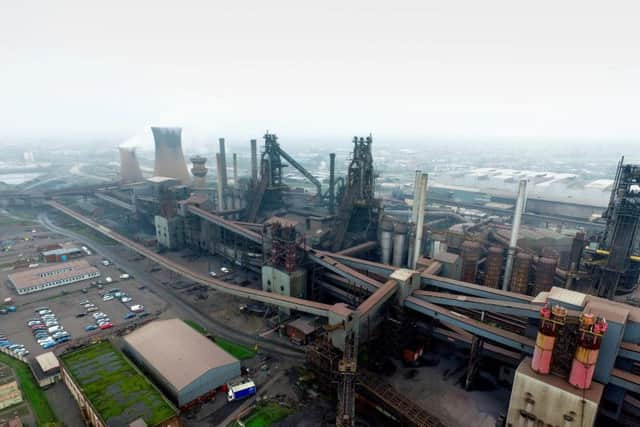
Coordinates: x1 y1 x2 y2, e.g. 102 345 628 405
61 341 177 426
183 319 256 360
0 353 59 426
231 402 295 427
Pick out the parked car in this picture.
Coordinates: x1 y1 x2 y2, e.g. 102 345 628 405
86 307 99 312
130 304 144 313
221 267 230 273
48 326 63 333
34 307 49 312
102 294 114 301
105 277 113 283
119 274 130 280
6 306 16 312
121 296 132 303
138 312 150 319
124 312 137 320
209 271 217 277
27 319 42 326
79 300 90 305
98 322 113 330
97 318 111 325
41 341 56 349
76 313 86 318
37 309 51 315
83 303 95 308
84 324 98 331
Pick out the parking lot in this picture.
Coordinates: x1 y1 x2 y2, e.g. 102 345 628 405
1 253 168 357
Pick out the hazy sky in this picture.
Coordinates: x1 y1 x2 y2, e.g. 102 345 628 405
1 1 639 144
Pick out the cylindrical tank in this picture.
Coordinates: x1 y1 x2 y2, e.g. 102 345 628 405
392 222 408 267
535 256 557 294
461 240 481 283
380 218 393 265
484 246 503 288
531 304 567 374
569 314 608 389
510 253 532 294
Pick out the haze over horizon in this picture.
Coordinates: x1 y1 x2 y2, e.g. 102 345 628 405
1 1 639 145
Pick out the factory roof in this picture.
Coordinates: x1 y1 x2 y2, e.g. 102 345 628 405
35 352 59 372
8 260 99 290
147 176 178 183
123 319 238 391
286 317 319 335
41 247 82 256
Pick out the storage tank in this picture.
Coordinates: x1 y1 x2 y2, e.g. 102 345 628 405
484 246 503 288
380 218 394 265
569 314 608 390
510 252 532 294
392 222 408 267
531 304 567 374
534 256 557 294
460 240 481 283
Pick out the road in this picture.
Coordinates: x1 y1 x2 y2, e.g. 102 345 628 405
38 213 306 361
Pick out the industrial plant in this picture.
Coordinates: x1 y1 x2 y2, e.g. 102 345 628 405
1 127 640 427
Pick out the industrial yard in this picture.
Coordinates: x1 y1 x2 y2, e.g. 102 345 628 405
1 124 639 427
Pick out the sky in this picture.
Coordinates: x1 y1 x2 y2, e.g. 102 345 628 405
1 1 639 146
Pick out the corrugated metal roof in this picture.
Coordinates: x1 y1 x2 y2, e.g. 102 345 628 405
124 319 238 391
35 351 59 372
41 247 82 256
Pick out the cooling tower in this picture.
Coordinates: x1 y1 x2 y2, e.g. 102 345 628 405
151 127 191 184
119 147 144 184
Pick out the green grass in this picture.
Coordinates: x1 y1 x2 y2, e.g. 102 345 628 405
61 341 177 426
232 402 295 427
0 353 59 426
183 320 256 360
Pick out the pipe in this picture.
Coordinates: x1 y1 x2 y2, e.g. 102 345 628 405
232 153 238 186
218 138 228 188
250 139 258 182
277 146 322 195
412 173 428 268
502 179 528 291
329 153 336 215
215 153 225 211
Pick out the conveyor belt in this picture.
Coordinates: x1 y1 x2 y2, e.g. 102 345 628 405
47 201 333 317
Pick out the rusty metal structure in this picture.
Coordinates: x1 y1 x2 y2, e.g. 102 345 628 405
460 240 481 284
510 252 532 294
264 221 302 272
332 136 379 251
484 246 503 288
535 256 557 294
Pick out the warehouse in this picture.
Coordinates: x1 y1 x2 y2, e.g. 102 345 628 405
40 247 83 263
7 260 100 295
60 341 180 427
123 318 241 408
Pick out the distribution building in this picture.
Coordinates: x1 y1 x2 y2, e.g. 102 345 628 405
7 260 100 295
123 319 241 407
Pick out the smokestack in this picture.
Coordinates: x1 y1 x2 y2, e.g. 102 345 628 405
329 153 336 215
232 153 238 186
250 139 258 182
190 155 208 189
119 147 143 184
218 138 228 188
411 173 428 269
502 179 528 291
152 127 191 183
407 170 421 265
216 153 225 211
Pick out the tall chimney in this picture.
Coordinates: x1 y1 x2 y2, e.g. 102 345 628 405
216 153 225 211
411 173 429 268
232 153 238 186
329 153 336 214
218 138 228 188
250 139 258 183
407 170 422 266
502 179 528 291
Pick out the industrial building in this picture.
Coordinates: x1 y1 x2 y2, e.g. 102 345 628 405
7 259 100 295
29 352 61 388
60 341 180 427
122 319 241 408
40 246 83 262
30 127 640 427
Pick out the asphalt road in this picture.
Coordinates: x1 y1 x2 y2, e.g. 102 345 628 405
38 213 306 361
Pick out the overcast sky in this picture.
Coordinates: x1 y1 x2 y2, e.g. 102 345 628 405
1 1 639 145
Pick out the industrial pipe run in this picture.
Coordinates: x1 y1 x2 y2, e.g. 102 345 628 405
502 179 528 291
